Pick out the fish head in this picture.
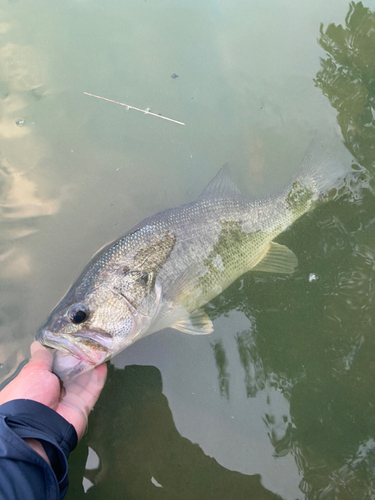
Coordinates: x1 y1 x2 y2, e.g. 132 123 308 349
37 268 163 381
37 227 175 380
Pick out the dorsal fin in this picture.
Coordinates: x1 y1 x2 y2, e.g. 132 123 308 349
199 164 242 199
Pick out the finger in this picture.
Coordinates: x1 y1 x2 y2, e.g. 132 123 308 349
58 364 107 440
27 341 54 371
70 364 107 393
82 364 107 398
93 363 107 385
80 365 107 410
65 364 107 411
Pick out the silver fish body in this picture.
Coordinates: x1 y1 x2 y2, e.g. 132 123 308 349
37 146 347 379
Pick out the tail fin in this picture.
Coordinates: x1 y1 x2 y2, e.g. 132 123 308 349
295 133 355 201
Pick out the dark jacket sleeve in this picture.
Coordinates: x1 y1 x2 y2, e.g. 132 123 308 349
0 399 77 500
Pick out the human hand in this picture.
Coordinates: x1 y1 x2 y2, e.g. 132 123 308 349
0 341 107 441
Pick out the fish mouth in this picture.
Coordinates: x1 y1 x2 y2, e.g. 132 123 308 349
37 328 110 380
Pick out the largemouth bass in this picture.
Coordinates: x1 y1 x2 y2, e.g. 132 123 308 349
37 144 348 379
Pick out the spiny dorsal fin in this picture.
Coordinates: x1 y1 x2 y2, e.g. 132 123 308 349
171 308 213 335
199 164 242 199
252 241 298 274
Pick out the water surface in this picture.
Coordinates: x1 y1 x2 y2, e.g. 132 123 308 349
1 0 375 498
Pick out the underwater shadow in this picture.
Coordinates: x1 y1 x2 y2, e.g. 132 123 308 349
67 363 282 500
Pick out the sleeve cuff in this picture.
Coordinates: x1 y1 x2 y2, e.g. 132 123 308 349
0 399 77 457
0 398 78 497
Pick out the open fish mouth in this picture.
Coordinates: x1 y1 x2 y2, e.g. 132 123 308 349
37 328 110 380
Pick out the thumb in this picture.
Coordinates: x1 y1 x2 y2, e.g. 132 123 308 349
27 341 54 372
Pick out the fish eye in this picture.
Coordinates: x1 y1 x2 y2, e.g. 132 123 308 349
68 304 88 324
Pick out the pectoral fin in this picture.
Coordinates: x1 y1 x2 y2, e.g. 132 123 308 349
252 241 298 274
172 308 213 335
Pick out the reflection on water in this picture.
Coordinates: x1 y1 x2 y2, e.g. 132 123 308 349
198 4 375 497
0 160 60 220
236 325 266 398
210 339 230 398
205 199 375 497
0 141 61 381
0 155 61 380
0 26 61 381
287 3 375 496
68 364 283 500
0 43 45 95
315 1 375 172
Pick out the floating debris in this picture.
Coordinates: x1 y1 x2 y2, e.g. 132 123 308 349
171 73 179 79
84 92 185 126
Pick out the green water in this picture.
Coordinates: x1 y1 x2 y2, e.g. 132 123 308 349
1 0 375 498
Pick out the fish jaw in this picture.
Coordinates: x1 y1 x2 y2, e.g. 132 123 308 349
37 328 110 380
52 351 104 380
